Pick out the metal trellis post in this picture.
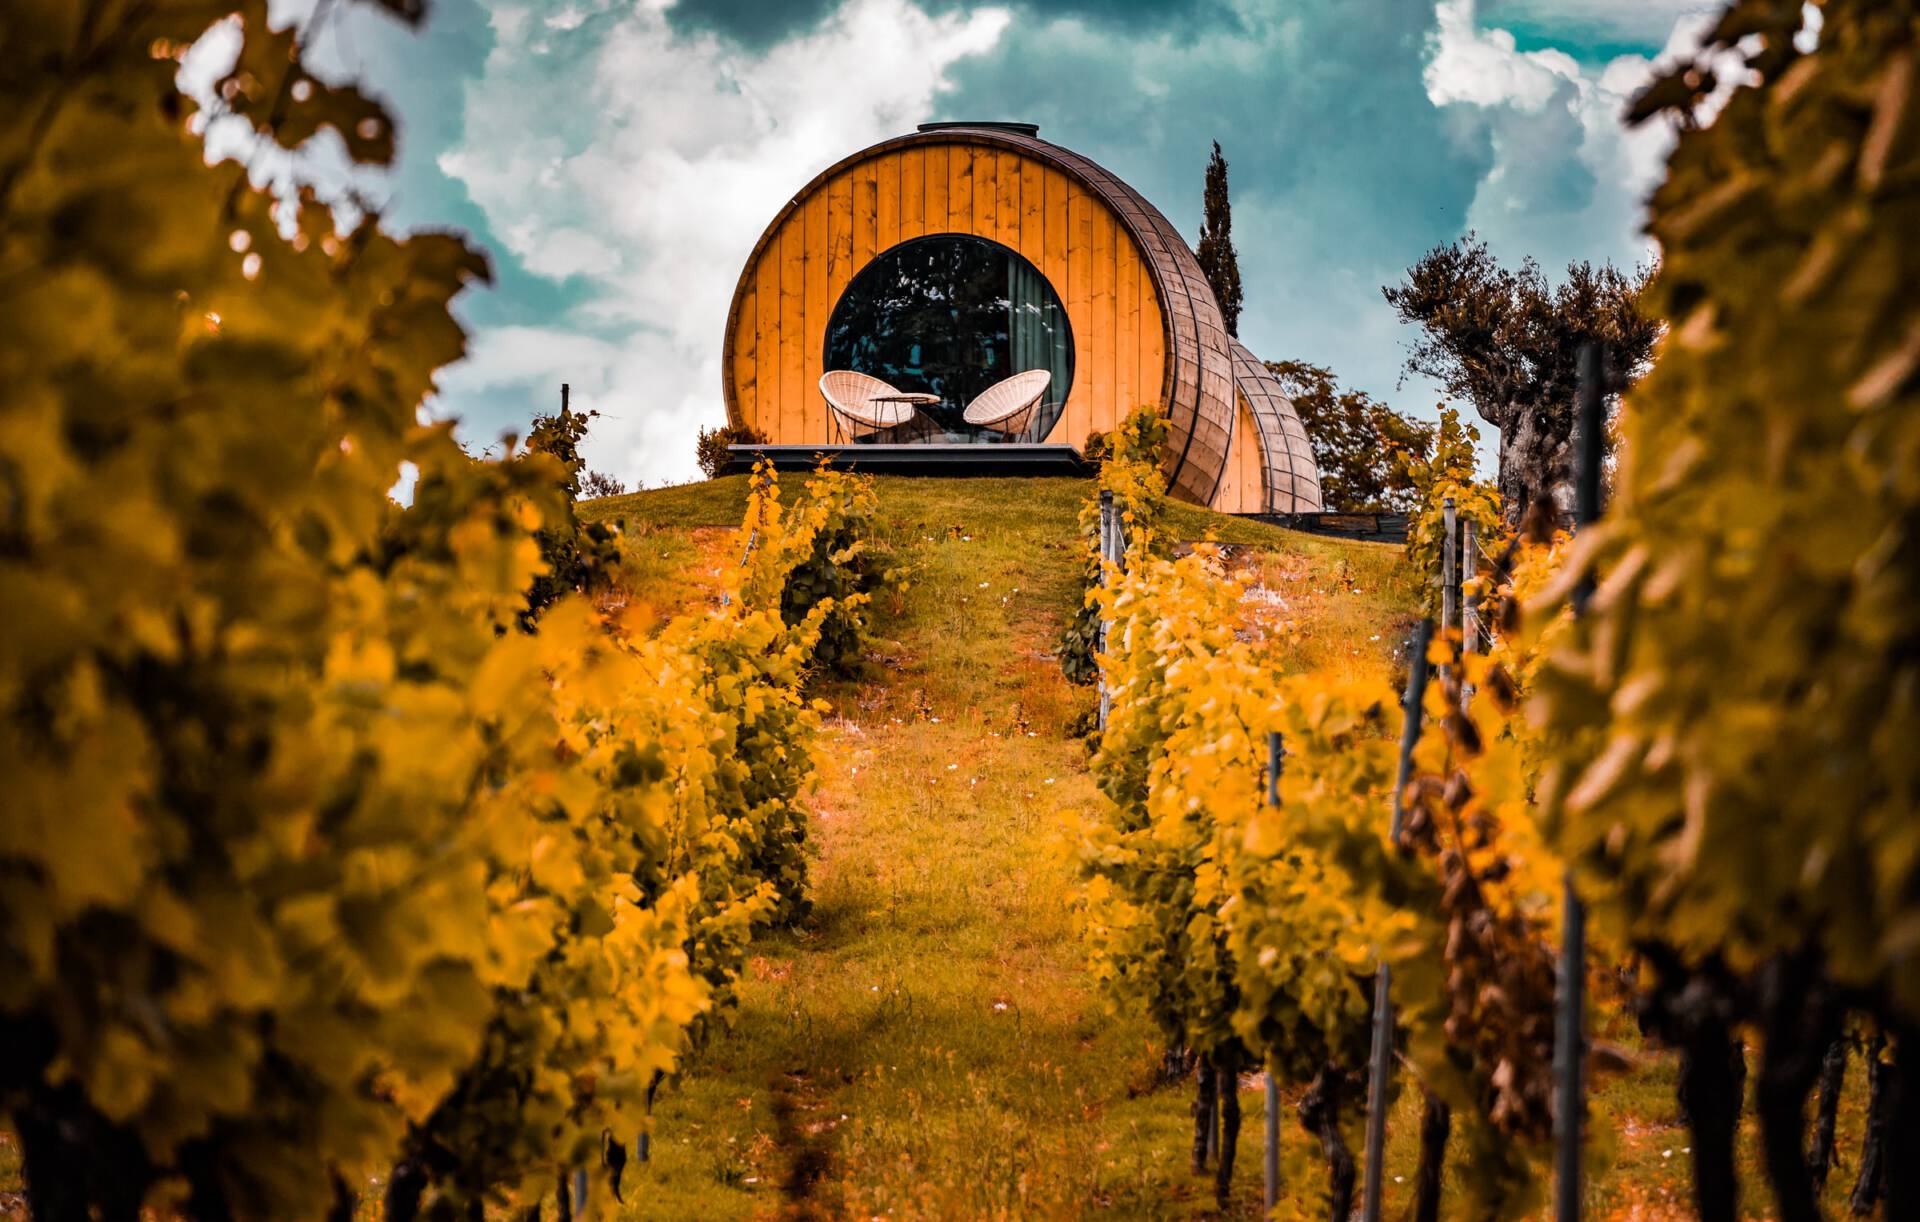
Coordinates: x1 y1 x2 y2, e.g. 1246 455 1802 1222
1097 490 1114 732
1264 730 1285 1217
1555 342 1607 1222
1459 517 1478 651
1361 618 1434 1222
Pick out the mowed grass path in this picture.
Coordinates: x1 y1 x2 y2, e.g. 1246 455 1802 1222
585 475 1415 1219
581 476 1874 1221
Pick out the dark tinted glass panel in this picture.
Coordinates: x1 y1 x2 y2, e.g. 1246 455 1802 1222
823 234 1073 443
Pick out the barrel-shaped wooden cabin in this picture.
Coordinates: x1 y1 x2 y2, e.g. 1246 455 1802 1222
722 122 1322 512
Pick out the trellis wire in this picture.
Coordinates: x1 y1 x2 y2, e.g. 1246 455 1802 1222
1097 490 1115 732
1554 341 1607 1220
1461 517 1480 710
1361 618 1434 1222
1265 730 1285 1217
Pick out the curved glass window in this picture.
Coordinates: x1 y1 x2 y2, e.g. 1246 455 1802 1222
823 234 1073 443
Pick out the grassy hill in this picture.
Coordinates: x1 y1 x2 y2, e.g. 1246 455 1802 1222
582 476 1411 1218
0 475 1869 1217
581 473 1876 1221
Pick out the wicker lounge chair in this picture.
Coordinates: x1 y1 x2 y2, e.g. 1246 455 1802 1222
961 369 1051 439
819 370 937 442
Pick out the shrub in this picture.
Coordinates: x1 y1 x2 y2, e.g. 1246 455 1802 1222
581 469 627 498
524 399 621 625
1059 408 1167 685
696 423 768 479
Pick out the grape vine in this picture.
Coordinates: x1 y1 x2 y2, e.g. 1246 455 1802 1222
0 5 884 1217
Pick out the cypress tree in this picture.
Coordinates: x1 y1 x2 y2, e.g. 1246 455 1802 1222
1196 140 1243 338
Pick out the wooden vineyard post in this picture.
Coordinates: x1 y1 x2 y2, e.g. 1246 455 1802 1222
1264 731 1284 1217
1441 496 1458 638
1361 619 1434 1222
1097 490 1114 732
719 462 773 610
1460 518 1480 710
1207 1076 1220 1165
1554 343 1607 1221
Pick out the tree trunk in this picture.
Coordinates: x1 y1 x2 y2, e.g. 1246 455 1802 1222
1497 406 1576 529
385 1159 428 1222
327 1171 358 1222
1678 1019 1744 1222
1414 1090 1451 1222
605 1128 629 1203
1886 1024 1920 1222
1299 1064 1356 1222
555 1170 573 1222
1754 955 1836 1222
1809 1037 1847 1192
1851 1031 1890 1217
1163 1044 1195 1085
13 1083 153 1222
179 1139 234 1222
1215 1055 1243 1206
1757 1046 1825 1222
637 1069 662 1164
1192 1060 1218 1173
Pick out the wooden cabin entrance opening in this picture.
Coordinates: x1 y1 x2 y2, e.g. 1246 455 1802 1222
822 233 1073 444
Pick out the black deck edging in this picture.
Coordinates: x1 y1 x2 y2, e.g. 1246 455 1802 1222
1248 511 1410 544
721 443 1095 478
716 448 1406 542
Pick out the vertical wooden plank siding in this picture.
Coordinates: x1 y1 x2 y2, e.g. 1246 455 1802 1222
776 214 806 441
825 167 856 351
1115 223 1135 424
1213 395 1259 514
802 189 829 439
925 144 948 234
997 150 1019 249
1089 206 1115 432
900 147 925 241
1209 393 1265 514
826 171 853 303
754 250 778 435
1043 165 1069 277
1019 158 1045 266
1065 181 1093 442
731 139 1173 454
1040 166 1072 442
973 145 997 237
851 161 877 269
947 142 972 233
734 283 755 428
1140 262 1165 414
876 152 900 252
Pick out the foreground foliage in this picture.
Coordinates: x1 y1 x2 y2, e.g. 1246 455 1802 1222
1535 0 1920 1215
0 4 884 1217
1058 406 1168 686
1076 498 1576 1217
1079 2 1920 1218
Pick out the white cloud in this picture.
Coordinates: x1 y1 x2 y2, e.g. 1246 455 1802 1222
1421 0 1721 276
436 0 1012 486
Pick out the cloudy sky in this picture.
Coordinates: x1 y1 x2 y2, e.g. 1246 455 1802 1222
263 0 1720 484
